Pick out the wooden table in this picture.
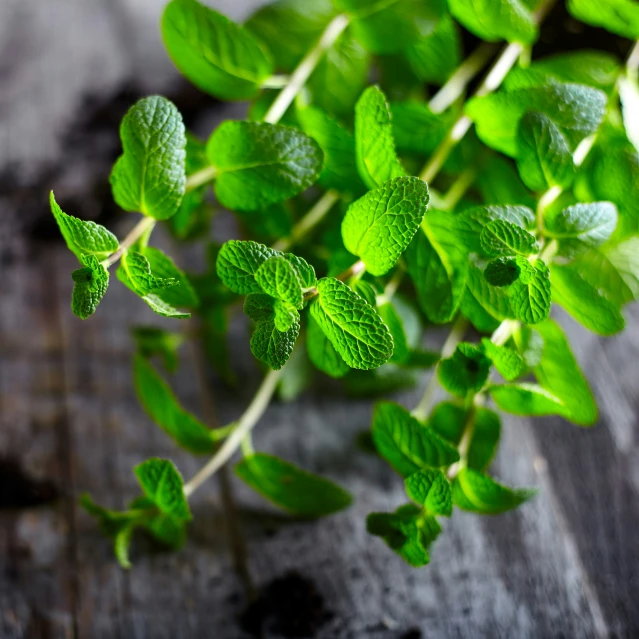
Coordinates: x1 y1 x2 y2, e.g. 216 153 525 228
1 1 638 637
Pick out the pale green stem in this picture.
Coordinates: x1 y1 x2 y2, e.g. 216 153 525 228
185 166 217 192
411 316 469 421
272 190 340 252
102 216 156 268
263 14 350 125
261 74 291 89
183 368 283 498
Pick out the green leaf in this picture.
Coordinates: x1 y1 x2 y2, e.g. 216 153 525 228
550 264 625 335
235 453 352 518
467 263 514 321
132 326 184 373
144 247 199 308
244 294 300 370
283 253 317 289
207 121 323 212
120 251 176 296
161 0 273 100
490 382 567 417
460 289 501 333
509 258 551 325
336 0 446 55
296 104 364 194
133 354 217 453
404 469 452 517
516 111 576 192
354 86 406 190
438 343 492 397
367 504 441 567
134 458 191 522
350 279 378 307
71 255 110 320
405 14 462 85
480 220 539 257
307 28 370 120
572 238 639 308
378 302 409 364
245 0 336 70
306 314 349 378
544 202 617 256
406 210 469 324
110 96 186 220
476 155 537 211
449 0 536 44
567 0 639 39
310 278 394 370
481 338 525 382
255 256 303 308
391 101 457 156
372 401 460 477
50 192 118 261
467 408 501 472
452 468 536 514
466 83 607 158
533 318 597 425
342 176 429 276
216 240 278 295
485 258 520 287
428 401 466 444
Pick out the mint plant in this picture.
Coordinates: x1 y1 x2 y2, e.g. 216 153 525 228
51 0 639 568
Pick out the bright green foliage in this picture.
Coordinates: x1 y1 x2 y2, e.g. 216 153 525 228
246 0 336 70
481 339 525 381
407 210 468 323
404 468 452 517
480 220 539 257
244 293 300 370
207 121 323 211
143 247 199 309
544 202 617 256
235 453 352 517
50 192 118 261
490 382 567 417
509 258 551 324
378 302 409 364
367 504 441 567
216 240 278 295
354 86 405 189
572 238 639 308
133 354 217 453
484 258 520 287
567 0 639 40
466 83 607 157
255 256 304 308
336 0 445 55
134 458 191 522
161 0 273 100
71 255 110 320
372 401 460 477
342 176 429 276
306 314 349 378
532 319 597 425
467 263 514 321
551 264 625 335
452 468 536 515
110 96 186 220
310 278 394 369
438 343 492 397
428 401 466 444
297 104 364 193
449 0 536 44
391 101 456 156
405 14 461 84
517 111 576 192
284 253 317 288
132 326 184 373
467 408 501 472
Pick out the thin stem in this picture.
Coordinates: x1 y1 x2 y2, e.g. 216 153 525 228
412 316 469 421
428 42 498 114
103 216 156 268
263 14 350 125
183 369 283 498
185 166 217 192
261 74 291 89
490 319 519 347
271 190 340 252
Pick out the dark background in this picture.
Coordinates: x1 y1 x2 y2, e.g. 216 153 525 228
0 1 638 637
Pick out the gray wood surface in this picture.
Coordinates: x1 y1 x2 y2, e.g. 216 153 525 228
1 1 638 638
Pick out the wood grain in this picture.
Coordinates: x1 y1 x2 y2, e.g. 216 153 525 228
1 0 638 637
